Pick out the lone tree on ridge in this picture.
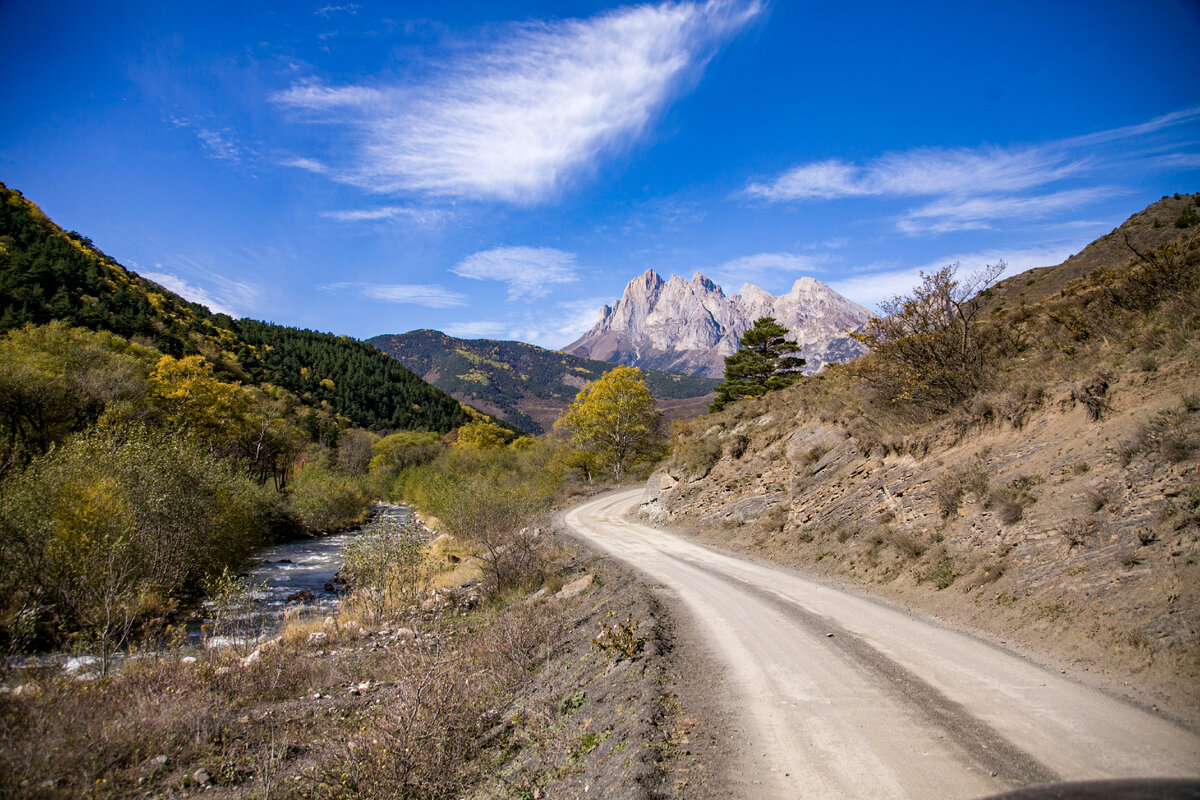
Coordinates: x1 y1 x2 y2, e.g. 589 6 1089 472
710 317 805 412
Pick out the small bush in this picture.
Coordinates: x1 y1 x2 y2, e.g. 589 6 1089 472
592 612 644 659
1072 376 1109 421
341 515 430 621
917 548 957 589
1061 518 1095 549
674 437 722 477
726 434 751 459
997 498 1025 525
934 474 966 519
288 460 370 533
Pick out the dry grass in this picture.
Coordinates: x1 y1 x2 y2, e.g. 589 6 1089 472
0 589 563 800
0 523 566 800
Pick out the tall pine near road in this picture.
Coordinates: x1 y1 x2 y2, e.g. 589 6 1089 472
710 316 805 411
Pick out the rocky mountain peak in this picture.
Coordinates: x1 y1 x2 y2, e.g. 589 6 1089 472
563 270 871 378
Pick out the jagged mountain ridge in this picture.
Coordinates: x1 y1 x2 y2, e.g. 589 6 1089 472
563 270 871 378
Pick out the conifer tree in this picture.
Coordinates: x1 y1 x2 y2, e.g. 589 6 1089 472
710 317 805 411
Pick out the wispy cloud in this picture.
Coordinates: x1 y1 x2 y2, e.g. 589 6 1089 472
829 244 1079 311
170 116 249 162
321 205 445 225
283 156 329 174
443 295 611 349
451 246 579 300
744 106 1200 235
315 3 359 17
706 251 830 292
274 1 761 202
898 187 1115 234
143 269 257 317
442 321 510 339
323 282 468 308
746 147 1085 202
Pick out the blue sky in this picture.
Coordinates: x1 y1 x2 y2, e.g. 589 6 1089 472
2 1 1198 348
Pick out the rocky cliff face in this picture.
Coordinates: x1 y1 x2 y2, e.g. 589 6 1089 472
563 270 871 378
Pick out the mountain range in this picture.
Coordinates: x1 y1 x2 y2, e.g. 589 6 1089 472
564 270 871 378
370 330 717 435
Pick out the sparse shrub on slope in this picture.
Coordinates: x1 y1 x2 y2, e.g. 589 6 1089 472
852 262 1007 416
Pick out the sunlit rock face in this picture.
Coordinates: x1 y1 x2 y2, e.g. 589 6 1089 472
564 269 871 377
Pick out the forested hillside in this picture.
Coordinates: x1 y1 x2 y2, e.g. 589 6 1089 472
370 329 717 434
0 182 467 434
0 182 484 657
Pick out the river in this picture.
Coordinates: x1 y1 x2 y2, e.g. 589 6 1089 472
6 503 413 677
200 502 413 646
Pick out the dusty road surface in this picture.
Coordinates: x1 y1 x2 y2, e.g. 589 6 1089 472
564 488 1200 800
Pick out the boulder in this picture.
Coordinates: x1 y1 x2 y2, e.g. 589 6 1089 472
555 574 594 600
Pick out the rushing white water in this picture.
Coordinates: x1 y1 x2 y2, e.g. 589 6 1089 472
202 503 413 642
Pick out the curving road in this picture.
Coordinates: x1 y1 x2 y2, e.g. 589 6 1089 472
564 488 1200 799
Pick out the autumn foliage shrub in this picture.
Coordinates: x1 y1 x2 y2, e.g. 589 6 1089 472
0 424 280 659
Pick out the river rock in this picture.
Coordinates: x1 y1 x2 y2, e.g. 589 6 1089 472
287 589 316 603
556 574 594 600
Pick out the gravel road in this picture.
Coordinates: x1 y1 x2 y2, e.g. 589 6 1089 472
564 488 1200 799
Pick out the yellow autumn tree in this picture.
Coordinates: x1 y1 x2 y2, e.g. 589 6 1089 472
555 366 663 481
453 419 512 450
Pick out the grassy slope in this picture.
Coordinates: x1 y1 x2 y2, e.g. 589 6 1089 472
646 193 1200 726
370 329 718 434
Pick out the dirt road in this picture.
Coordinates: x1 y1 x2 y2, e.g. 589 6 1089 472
564 488 1200 799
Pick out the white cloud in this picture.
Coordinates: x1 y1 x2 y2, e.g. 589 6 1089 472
829 245 1079 312
360 284 468 308
321 281 468 308
443 295 611 349
273 83 383 111
442 321 510 339
170 116 248 162
707 251 829 293
745 147 1084 202
144 271 245 317
283 157 328 174
451 246 579 300
743 106 1200 235
321 205 444 224
315 4 359 17
274 1 761 202
898 187 1114 235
